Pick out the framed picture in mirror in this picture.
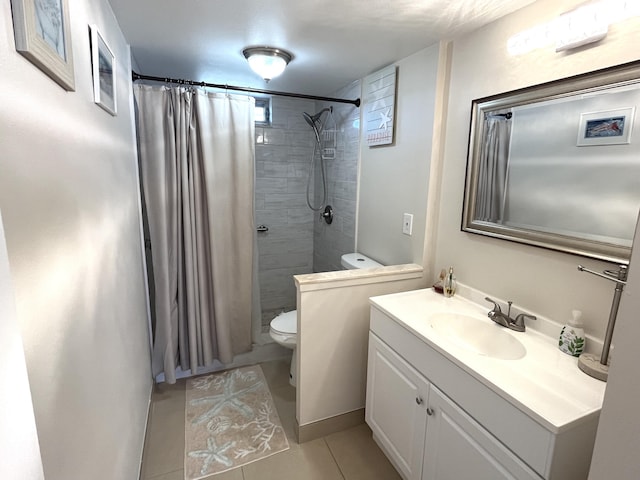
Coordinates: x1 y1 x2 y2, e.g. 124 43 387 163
577 107 635 146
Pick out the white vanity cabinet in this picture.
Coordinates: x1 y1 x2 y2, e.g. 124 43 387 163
422 384 538 480
367 332 539 480
366 333 429 479
366 291 604 480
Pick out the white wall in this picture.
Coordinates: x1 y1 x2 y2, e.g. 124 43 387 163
0 211 45 480
0 0 153 478
589 213 640 478
433 0 640 342
357 44 442 266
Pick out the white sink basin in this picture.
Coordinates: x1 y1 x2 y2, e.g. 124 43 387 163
430 312 526 360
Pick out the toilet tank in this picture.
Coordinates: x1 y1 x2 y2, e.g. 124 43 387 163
341 253 384 270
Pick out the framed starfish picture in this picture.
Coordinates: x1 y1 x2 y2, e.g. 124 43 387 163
364 64 397 147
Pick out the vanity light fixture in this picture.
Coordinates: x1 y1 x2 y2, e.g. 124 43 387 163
555 3 608 52
507 0 639 56
243 46 293 82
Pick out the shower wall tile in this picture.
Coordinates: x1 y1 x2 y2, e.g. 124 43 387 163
259 266 309 311
256 211 289 228
287 131 316 147
259 253 311 270
261 295 296 314
272 97 316 113
286 178 308 194
255 98 316 325
258 236 313 256
263 129 287 146
255 92 361 324
264 193 310 209
312 80 360 273
331 197 356 218
256 177 287 194
261 162 289 178
255 145 288 162
288 163 311 178
332 180 356 200
288 114 313 131
257 243 310 258
287 208 313 224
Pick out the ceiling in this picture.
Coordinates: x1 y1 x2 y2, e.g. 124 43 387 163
108 0 536 97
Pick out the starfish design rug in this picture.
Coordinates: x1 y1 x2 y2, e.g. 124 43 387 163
184 365 289 479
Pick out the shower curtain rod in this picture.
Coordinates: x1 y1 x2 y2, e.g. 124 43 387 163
131 71 361 107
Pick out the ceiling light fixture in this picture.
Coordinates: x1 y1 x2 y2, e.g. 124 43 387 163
243 46 293 82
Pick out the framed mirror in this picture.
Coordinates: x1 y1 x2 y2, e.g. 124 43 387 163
462 61 640 264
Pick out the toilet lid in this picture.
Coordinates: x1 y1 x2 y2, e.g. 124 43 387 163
271 310 297 334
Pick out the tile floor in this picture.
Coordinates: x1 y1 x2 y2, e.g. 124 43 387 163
140 358 401 480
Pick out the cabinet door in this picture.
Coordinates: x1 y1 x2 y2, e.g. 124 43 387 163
366 333 429 480
422 385 541 480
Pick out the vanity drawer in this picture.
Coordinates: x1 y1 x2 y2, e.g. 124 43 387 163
370 307 552 477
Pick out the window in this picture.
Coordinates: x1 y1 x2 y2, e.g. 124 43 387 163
254 97 271 126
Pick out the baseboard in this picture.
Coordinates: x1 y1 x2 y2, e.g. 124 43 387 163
138 381 155 480
296 408 365 443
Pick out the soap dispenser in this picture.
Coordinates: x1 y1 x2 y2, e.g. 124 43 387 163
443 267 457 298
558 310 586 357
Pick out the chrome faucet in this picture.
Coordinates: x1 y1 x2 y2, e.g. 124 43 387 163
484 297 536 332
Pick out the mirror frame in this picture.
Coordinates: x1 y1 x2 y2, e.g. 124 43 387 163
462 61 640 265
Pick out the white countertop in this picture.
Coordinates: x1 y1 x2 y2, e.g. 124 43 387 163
369 288 607 433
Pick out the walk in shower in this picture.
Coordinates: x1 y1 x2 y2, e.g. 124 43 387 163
254 82 361 332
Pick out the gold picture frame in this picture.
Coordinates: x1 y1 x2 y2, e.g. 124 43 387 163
10 0 75 91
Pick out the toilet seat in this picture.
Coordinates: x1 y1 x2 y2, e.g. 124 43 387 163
270 310 297 337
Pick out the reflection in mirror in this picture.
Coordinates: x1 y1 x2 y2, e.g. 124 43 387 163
463 61 640 264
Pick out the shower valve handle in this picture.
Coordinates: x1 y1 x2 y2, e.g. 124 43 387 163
320 205 333 225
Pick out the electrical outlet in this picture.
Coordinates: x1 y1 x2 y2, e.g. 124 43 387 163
402 213 413 235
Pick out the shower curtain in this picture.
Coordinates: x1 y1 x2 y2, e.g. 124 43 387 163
475 115 512 223
134 84 256 384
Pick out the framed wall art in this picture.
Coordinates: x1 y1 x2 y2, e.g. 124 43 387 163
577 107 635 146
10 0 75 91
90 25 116 116
364 64 397 147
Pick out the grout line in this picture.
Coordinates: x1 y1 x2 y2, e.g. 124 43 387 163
323 438 347 480
146 468 183 480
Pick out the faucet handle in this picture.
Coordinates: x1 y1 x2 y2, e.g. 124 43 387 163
513 313 536 331
484 297 501 312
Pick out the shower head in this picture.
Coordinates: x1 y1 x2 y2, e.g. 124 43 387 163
302 107 332 128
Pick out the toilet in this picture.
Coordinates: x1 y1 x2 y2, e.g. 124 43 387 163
269 310 298 387
269 252 383 387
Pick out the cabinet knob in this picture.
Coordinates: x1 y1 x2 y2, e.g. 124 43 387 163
426 407 434 416
415 397 423 405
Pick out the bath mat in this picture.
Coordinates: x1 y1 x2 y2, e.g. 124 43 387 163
184 365 289 479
